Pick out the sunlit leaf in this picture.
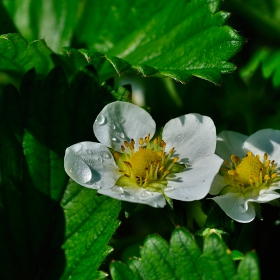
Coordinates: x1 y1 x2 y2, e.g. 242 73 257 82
2 0 78 52
65 0 245 84
0 33 53 78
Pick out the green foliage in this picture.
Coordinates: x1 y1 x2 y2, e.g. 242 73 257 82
61 181 121 280
0 66 121 279
0 33 53 78
61 0 245 84
1 0 245 85
110 227 260 280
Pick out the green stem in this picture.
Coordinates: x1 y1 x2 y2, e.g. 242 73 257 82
185 201 207 229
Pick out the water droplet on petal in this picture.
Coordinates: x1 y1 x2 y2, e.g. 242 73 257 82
86 149 94 155
95 184 100 189
111 137 117 142
131 196 135 200
120 194 126 198
112 186 124 193
100 151 111 159
68 161 92 184
98 158 104 163
238 204 246 213
95 114 106 125
119 117 125 124
117 132 125 139
178 134 182 139
140 190 152 197
164 187 175 192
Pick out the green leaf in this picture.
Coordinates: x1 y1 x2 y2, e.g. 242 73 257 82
231 250 244 261
64 0 245 84
0 66 121 279
110 227 259 280
198 233 235 280
237 252 260 280
0 33 54 79
60 181 121 280
2 0 78 52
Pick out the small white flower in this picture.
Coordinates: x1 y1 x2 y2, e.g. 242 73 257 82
210 129 280 223
64 101 222 208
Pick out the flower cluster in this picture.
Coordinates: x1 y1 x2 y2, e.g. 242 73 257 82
210 130 280 223
64 101 222 208
64 101 280 223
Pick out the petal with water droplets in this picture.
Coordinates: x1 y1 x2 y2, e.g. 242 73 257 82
93 101 156 152
98 185 166 208
64 141 120 189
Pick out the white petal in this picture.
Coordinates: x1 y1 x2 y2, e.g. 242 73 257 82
163 113 216 165
93 101 156 152
209 173 227 195
211 193 255 223
98 186 166 208
244 129 280 161
248 187 280 203
64 142 120 189
164 154 223 201
216 130 248 160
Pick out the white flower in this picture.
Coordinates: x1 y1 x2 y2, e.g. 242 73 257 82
210 129 280 223
64 101 222 208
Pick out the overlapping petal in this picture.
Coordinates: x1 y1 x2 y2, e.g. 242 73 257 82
164 154 223 201
216 130 247 159
93 101 156 152
64 142 120 189
211 193 255 223
163 113 216 165
244 129 280 161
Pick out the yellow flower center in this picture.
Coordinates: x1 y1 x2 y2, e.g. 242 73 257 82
221 151 279 189
235 154 264 185
130 149 161 178
113 134 180 190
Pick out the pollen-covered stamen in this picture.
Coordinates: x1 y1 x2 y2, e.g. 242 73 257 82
114 134 181 187
221 150 280 189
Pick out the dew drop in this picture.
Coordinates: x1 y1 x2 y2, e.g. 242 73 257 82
86 149 94 155
238 204 246 213
94 184 101 190
140 190 151 197
112 186 124 193
131 196 135 200
111 137 117 142
164 187 175 192
119 117 125 124
178 134 182 139
95 114 106 125
98 158 104 163
67 160 92 184
117 132 125 139
100 151 111 159
120 194 126 198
